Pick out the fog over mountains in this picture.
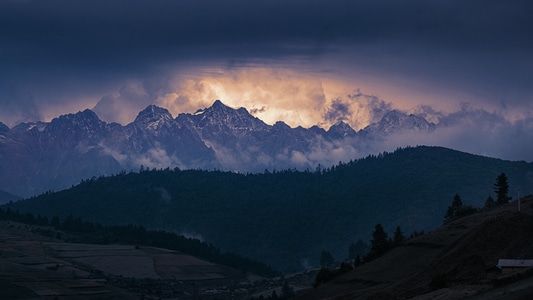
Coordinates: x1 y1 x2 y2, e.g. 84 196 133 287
0 100 515 197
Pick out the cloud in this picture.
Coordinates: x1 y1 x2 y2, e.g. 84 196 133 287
134 148 185 170
0 85 41 126
323 90 393 130
324 98 351 124
99 143 129 165
368 105 533 162
157 67 331 128
0 0 532 164
93 81 153 124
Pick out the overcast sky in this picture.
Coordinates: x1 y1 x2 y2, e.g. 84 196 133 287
1 0 532 160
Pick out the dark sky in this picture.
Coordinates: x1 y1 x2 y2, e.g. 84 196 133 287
1 0 532 160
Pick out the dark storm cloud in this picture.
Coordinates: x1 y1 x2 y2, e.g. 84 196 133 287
0 0 532 126
324 98 351 123
3 0 532 68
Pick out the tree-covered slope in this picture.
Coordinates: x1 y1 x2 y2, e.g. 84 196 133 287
5 146 533 272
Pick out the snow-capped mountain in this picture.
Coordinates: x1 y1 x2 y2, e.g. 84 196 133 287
362 109 436 136
0 122 9 134
0 100 437 197
327 121 357 139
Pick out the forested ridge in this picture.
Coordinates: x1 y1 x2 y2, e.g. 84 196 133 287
5 146 533 272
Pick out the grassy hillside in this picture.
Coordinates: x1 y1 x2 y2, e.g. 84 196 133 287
0 218 267 299
297 196 533 299
5 146 533 272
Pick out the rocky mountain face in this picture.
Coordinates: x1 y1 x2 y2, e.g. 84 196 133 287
361 109 436 136
0 100 436 197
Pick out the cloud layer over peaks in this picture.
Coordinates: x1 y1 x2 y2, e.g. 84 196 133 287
0 0 532 162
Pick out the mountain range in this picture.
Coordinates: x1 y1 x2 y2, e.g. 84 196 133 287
0 100 436 198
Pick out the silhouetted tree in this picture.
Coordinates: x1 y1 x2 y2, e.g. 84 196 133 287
494 172 511 205
444 194 463 223
444 194 477 223
354 255 362 267
370 223 389 255
393 226 405 245
314 268 334 287
484 195 495 210
348 239 368 260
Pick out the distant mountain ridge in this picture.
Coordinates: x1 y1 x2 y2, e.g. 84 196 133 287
0 100 456 197
0 189 21 205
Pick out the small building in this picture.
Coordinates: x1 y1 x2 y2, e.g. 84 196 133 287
497 259 533 274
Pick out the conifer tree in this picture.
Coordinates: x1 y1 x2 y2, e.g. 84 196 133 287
444 194 477 223
494 172 511 205
393 226 405 245
348 239 368 260
444 194 463 223
370 223 389 255
484 195 495 210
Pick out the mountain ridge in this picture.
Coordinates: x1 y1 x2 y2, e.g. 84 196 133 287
1 100 446 197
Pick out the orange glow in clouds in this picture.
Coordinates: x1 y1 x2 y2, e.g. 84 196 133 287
156 67 392 130
85 66 495 131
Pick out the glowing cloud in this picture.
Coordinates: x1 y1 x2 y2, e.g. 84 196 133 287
149 67 401 131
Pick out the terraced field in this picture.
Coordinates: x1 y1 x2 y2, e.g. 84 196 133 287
0 221 248 299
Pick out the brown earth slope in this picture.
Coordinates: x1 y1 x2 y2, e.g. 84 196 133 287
0 221 252 299
298 196 533 300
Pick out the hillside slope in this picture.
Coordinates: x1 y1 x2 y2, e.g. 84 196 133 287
0 219 269 299
298 196 533 299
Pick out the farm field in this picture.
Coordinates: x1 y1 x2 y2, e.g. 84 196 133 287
0 220 251 299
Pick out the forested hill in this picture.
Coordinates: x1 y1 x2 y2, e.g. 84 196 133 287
4 146 533 272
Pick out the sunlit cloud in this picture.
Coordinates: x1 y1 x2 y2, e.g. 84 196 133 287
157 68 328 128
150 67 406 131
93 81 152 125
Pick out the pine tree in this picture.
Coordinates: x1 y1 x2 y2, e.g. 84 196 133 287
444 194 463 223
484 195 495 210
444 194 477 223
348 239 368 260
354 255 362 267
370 224 389 255
393 226 405 245
494 172 511 205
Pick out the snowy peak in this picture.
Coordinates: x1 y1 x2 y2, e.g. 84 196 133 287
212 99 226 109
46 109 105 135
52 109 102 125
187 100 269 134
0 101 449 197
364 110 435 135
327 121 356 139
11 122 48 134
0 122 9 134
134 105 175 130
273 120 291 129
